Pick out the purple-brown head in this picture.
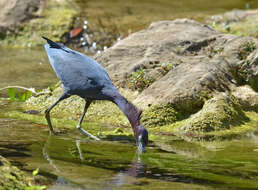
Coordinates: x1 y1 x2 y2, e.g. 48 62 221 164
112 94 149 152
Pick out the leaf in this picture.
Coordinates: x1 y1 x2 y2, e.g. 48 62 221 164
16 91 23 101
25 185 47 190
19 91 32 102
24 91 32 100
8 88 15 101
21 92 26 101
32 168 39 176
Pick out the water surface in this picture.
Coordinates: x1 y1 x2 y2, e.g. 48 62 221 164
0 47 58 97
1 112 258 190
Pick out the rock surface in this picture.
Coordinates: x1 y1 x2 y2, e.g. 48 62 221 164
0 0 44 32
232 85 258 111
95 19 258 110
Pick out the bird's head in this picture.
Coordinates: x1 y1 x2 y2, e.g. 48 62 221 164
135 125 149 153
122 101 149 152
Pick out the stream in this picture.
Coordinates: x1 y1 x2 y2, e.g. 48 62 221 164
1 0 258 189
0 114 258 190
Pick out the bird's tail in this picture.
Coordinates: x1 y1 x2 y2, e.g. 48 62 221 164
42 36 62 49
42 36 70 53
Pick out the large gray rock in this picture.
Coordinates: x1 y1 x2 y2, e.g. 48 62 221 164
95 19 258 112
0 0 44 32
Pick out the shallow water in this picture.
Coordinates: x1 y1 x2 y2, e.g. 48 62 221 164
0 47 58 97
1 1 258 189
75 0 258 34
1 114 258 190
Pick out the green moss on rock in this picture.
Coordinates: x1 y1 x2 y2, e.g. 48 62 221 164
0 156 29 190
1 0 77 47
141 104 181 128
25 86 137 128
180 93 248 133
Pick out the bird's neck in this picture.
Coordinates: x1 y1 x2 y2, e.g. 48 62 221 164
112 93 141 136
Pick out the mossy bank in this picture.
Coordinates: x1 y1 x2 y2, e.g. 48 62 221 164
0 0 77 48
0 155 29 190
1 87 257 143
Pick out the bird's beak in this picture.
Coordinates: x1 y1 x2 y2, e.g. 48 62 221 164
137 135 146 153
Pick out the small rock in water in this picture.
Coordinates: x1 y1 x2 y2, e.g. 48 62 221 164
24 110 41 115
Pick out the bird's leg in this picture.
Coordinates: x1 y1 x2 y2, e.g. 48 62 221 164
76 139 84 161
45 93 69 135
76 100 100 140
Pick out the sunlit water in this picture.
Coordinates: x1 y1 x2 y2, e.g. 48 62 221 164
0 114 258 190
0 47 58 97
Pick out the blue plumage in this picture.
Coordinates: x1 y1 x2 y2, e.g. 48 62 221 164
44 42 114 99
43 37 148 152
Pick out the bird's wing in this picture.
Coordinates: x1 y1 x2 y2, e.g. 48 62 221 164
44 44 113 92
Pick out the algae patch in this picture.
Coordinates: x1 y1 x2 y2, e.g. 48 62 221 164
141 104 181 128
180 93 248 133
22 85 258 142
0 0 77 47
24 86 139 128
0 155 29 190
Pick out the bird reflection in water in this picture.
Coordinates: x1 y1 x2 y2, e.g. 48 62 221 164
42 135 84 190
43 135 147 189
111 152 146 186
75 138 147 186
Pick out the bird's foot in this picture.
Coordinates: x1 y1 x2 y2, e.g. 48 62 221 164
77 127 100 141
49 129 63 135
49 130 57 135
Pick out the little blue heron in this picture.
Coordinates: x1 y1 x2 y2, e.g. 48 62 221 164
42 37 148 152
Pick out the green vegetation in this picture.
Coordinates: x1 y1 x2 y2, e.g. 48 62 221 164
7 88 32 102
25 169 46 190
238 41 256 60
141 104 181 128
1 88 255 142
0 0 77 47
0 155 30 190
227 40 257 88
214 19 258 38
180 94 248 133
158 62 173 74
206 46 224 58
129 68 153 92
